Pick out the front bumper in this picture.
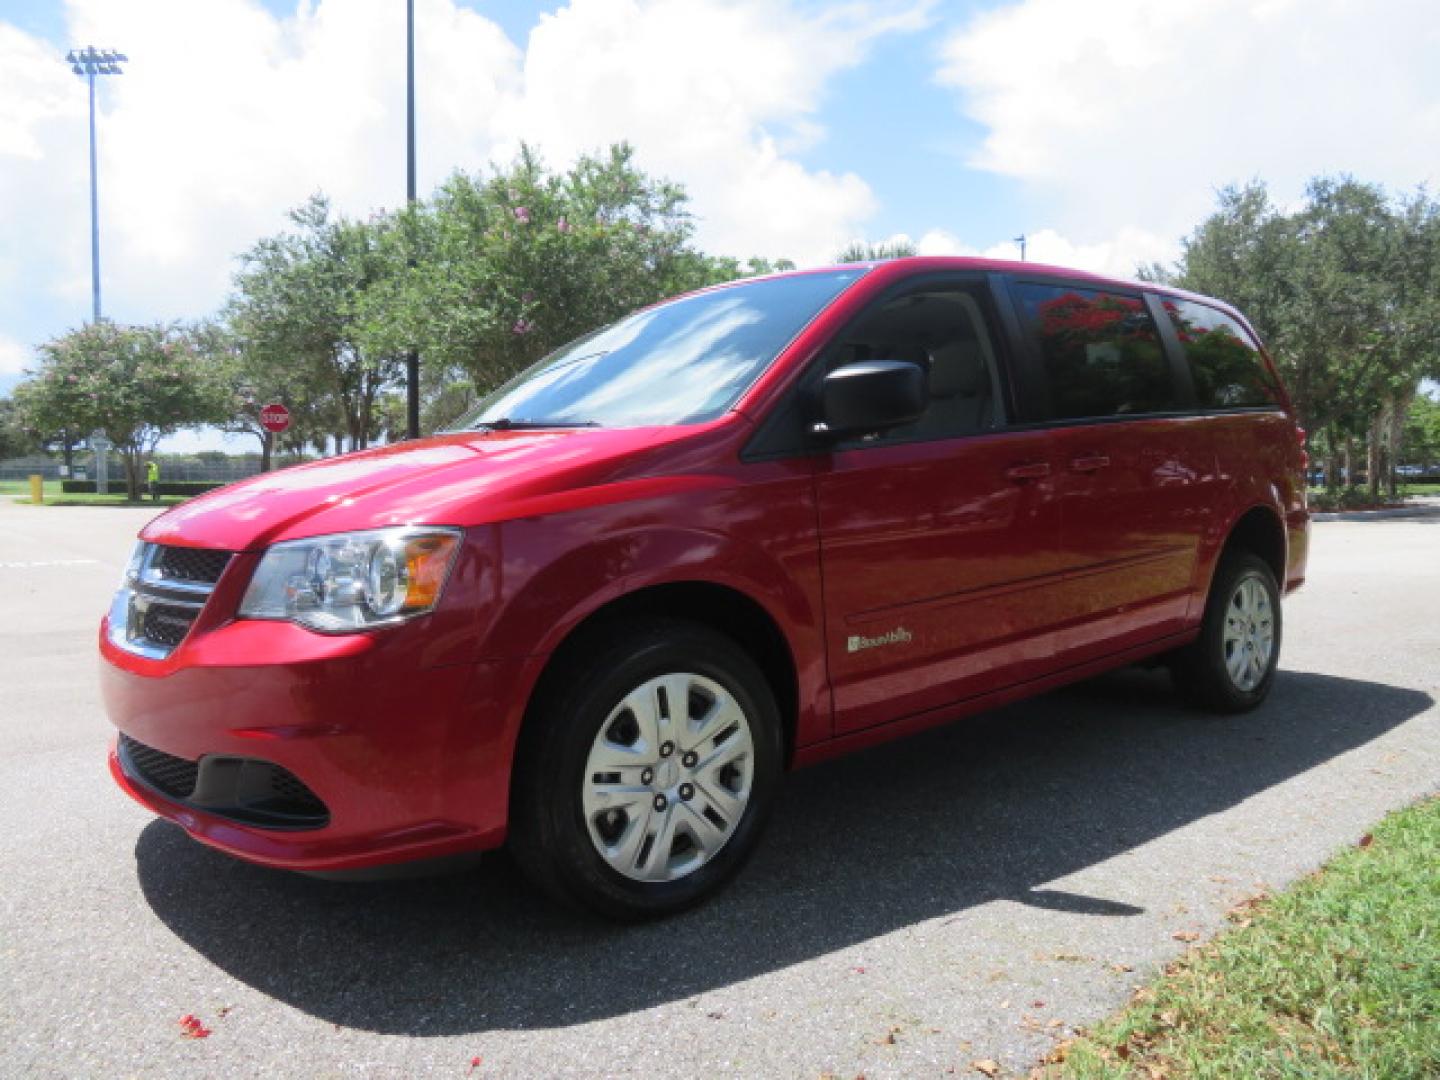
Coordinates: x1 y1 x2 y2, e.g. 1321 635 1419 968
101 618 530 872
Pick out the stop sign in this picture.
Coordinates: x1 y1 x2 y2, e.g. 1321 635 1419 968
259 402 291 434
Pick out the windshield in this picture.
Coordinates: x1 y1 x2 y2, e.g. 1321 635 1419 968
453 269 866 430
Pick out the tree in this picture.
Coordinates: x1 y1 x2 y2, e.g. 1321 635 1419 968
16 322 224 498
1402 392 1440 469
364 144 757 407
229 196 399 453
0 395 32 459
1160 178 1440 494
835 238 919 263
190 319 325 472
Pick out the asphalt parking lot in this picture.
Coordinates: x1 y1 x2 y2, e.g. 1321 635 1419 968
1 499 1436 1078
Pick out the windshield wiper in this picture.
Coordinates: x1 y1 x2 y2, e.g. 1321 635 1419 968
478 417 601 431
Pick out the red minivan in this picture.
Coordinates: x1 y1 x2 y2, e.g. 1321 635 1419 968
101 258 1309 918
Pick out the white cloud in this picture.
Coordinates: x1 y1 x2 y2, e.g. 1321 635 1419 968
496 0 930 264
937 0 1440 272
0 335 31 377
912 225 1173 279
0 0 926 352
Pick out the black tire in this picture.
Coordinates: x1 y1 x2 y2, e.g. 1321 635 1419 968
1172 551 1282 713
509 618 783 920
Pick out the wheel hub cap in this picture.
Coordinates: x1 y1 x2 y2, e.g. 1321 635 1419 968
1221 574 1275 692
581 672 755 883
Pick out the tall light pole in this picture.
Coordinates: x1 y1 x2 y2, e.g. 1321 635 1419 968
1014 234 1027 262
404 0 420 439
66 47 127 323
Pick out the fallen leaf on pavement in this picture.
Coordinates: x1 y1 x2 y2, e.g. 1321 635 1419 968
971 1060 1000 1077
1172 931 1200 943
178 1014 211 1039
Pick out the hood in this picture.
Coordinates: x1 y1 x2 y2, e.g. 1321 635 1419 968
141 426 701 551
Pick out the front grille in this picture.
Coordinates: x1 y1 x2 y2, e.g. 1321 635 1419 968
151 545 230 585
108 542 233 659
118 735 330 831
120 734 198 799
140 602 200 647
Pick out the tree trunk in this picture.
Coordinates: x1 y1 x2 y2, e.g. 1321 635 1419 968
1387 389 1413 498
261 430 273 473
121 450 141 501
1343 439 1355 488
1367 413 1382 501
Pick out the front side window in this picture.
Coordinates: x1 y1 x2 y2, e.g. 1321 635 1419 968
454 269 866 430
1162 298 1280 409
1015 284 1179 420
827 287 1003 445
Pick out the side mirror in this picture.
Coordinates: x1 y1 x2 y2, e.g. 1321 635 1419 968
813 360 928 439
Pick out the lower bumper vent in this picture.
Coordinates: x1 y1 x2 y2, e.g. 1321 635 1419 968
118 734 330 831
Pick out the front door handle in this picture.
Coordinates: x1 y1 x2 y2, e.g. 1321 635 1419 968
1004 461 1052 481
1069 455 1111 473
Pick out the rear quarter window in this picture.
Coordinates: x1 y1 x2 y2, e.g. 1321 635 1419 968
1014 283 1180 420
1161 297 1281 409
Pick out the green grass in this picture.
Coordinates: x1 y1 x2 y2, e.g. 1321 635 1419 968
1399 482 1440 496
1054 796 1439 1079
0 479 186 507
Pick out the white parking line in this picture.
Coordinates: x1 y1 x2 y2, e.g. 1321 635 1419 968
0 559 101 569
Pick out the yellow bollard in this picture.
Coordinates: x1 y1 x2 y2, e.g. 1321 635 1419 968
29 474 43 505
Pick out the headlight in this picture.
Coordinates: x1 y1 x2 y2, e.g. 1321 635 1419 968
238 527 462 633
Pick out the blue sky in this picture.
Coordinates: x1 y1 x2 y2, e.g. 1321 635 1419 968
2 0 1436 449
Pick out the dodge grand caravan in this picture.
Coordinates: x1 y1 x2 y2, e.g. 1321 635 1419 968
102 257 1309 918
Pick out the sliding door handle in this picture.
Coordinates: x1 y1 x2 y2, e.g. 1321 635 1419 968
1069 455 1111 473
1004 461 1051 481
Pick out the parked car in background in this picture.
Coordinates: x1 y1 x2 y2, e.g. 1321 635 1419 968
101 257 1309 918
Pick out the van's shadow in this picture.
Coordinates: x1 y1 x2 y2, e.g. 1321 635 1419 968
134 669 1430 1036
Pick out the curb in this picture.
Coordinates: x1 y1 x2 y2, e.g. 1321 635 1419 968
1312 504 1440 522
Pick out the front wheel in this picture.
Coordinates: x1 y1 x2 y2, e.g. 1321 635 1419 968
1172 551 1282 713
510 619 782 920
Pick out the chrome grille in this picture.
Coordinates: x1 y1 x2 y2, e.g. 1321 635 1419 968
107 542 232 659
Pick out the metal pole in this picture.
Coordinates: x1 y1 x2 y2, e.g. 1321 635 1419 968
88 69 101 322
404 0 421 439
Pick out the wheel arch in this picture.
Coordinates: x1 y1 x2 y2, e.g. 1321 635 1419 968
517 579 802 771
1221 503 1287 584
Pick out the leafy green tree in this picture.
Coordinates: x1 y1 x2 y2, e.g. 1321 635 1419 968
229 196 398 453
190 319 327 472
364 144 759 410
835 238 919 263
16 322 224 497
0 395 33 459
1402 393 1440 469
1161 178 1440 494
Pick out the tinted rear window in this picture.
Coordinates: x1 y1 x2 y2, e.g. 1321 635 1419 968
1015 284 1180 420
1161 298 1281 409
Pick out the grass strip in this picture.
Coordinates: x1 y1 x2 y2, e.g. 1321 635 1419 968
1052 796 1439 1079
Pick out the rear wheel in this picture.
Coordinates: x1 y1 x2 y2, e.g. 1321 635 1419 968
510 619 781 920
1173 551 1282 713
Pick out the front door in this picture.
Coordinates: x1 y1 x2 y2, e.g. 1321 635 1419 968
811 283 1070 735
